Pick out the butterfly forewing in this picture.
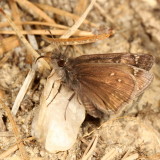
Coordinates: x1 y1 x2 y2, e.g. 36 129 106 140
71 53 154 71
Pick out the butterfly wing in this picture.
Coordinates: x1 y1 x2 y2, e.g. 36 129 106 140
70 63 153 117
112 64 154 96
70 53 154 71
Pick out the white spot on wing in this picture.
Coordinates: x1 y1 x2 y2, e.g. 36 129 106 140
110 73 115 76
134 55 140 64
118 79 122 82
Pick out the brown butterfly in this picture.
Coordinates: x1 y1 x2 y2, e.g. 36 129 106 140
53 53 154 118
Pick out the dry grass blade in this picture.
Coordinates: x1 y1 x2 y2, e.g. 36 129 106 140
61 0 96 38
0 29 92 37
34 2 97 27
9 0 22 29
0 8 50 69
94 2 114 24
0 99 29 160
121 148 133 159
0 137 35 159
11 63 37 115
0 21 68 29
25 25 39 50
43 29 113 45
101 148 117 160
15 0 55 23
81 134 99 160
43 0 97 52
0 145 18 159
122 153 139 160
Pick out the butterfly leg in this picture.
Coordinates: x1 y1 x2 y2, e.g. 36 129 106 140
64 92 75 120
46 82 62 107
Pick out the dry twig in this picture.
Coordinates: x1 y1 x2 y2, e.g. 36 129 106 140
0 8 50 69
43 0 97 52
15 0 55 23
81 134 99 160
0 99 29 160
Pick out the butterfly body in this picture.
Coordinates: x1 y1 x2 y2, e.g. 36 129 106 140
56 53 154 118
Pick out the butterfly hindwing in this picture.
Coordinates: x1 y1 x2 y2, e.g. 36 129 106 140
68 63 153 117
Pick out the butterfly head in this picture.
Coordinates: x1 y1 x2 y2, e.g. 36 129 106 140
51 52 69 68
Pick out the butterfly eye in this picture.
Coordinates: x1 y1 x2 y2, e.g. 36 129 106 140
58 59 65 67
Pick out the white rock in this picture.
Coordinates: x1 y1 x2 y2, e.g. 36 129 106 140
32 70 85 153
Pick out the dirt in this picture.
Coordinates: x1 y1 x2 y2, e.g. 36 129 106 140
0 0 160 160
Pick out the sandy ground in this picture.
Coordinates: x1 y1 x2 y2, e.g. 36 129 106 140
0 0 160 159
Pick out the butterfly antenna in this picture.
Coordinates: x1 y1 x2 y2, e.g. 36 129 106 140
47 29 62 56
48 30 73 59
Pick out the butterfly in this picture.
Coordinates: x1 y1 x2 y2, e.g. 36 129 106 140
53 53 154 118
